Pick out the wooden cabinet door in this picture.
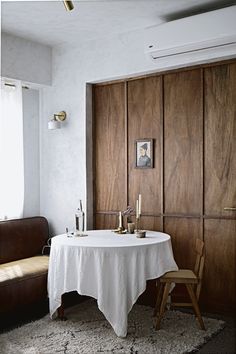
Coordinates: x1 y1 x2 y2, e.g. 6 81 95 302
204 63 236 216
164 69 203 215
94 83 126 215
164 217 201 270
203 219 236 313
203 63 236 313
95 214 117 230
128 77 162 216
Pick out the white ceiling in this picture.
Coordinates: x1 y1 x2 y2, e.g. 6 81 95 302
1 0 235 47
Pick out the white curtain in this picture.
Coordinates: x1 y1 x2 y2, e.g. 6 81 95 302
0 79 24 220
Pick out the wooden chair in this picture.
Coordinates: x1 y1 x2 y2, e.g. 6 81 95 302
154 238 206 330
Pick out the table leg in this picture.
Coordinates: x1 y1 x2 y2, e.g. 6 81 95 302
57 297 67 321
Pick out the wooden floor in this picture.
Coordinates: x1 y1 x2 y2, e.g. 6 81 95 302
197 312 236 354
0 300 49 333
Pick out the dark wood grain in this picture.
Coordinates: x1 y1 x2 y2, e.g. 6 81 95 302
95 214 118 230
140 216 161 232
164 217 202 270
94 83 126 212
164 69 203 215
204 63 236 217
96 214 161 233
128 77 162 215
202 219 236 313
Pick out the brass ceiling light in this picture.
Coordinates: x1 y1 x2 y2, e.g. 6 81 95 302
63 1 74 11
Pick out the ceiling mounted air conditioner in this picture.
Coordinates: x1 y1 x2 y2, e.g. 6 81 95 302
146 6 236 62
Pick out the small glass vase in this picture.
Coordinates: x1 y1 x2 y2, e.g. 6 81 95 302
127 222 135 234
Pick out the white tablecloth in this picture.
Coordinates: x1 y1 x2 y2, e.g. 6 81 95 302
48 230 178 337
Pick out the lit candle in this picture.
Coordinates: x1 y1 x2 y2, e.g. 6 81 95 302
138 194 142 216
119 211 122 228
136 200 139 219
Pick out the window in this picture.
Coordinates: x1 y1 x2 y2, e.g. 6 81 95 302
0 79 24 220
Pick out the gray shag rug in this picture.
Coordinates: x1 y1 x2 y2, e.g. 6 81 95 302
0 299 224 354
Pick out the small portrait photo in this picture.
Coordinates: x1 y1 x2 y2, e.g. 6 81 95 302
135 139 153 169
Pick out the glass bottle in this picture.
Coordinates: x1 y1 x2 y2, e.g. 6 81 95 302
75 200 84 232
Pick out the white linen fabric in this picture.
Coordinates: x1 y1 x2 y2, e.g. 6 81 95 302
0 79 24 220
48 230 178 337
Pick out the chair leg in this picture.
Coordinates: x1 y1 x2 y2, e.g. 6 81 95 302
156 282 171 330
153 282 164 316
186 284 205 330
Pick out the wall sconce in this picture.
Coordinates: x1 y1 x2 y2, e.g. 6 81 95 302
48 111 67 130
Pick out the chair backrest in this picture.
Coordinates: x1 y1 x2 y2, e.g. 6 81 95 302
194 238 205 300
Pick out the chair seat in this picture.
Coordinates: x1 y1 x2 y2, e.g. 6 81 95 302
160 269 198 284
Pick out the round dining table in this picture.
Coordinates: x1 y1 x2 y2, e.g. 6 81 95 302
48 229 178 337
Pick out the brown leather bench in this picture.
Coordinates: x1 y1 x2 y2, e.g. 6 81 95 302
0 217 49 318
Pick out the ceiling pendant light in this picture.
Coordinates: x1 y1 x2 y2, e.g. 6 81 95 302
63 1 74 12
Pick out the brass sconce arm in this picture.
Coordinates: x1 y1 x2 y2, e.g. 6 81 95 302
54 111 67 122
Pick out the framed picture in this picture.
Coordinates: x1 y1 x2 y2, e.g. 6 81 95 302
135 139 153 169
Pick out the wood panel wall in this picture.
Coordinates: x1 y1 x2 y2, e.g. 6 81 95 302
204 64 236 216
94 83 127 213
93 61 236 315
203 63 236 313
164 70 203 215
128 77 162 230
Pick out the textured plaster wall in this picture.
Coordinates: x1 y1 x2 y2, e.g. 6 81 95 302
1 32 52 85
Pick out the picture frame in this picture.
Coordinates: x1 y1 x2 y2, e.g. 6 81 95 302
135 138 154 169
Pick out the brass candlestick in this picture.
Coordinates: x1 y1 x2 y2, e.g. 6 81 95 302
135 215 146 238
114 211 126 234
135 216 140 232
